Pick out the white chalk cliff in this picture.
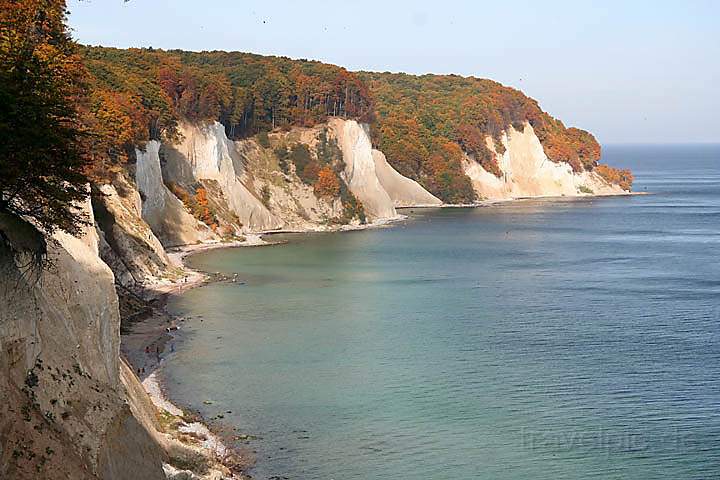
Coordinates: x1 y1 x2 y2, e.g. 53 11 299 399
462 122 627 200
331 118 398 220
127 119 625 253
237 137 347 230
330 119 440 219
93 177 173 287
135 140 216 246
163 122 282 232
0 208 166 479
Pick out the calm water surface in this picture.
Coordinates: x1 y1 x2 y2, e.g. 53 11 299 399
165 145 720 479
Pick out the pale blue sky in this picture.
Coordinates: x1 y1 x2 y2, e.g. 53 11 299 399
68 0 719 144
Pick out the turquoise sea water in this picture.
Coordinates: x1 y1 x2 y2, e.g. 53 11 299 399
165 145 720 479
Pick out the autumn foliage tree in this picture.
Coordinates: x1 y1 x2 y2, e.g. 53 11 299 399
314 166 341 197
0 0 92 235
193 187 218 230
81 46 374 142
166 182 219 229
75 44 633 208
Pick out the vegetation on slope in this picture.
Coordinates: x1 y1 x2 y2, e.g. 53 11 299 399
360 72 606 202
271 127 366 223
80 46 630 203
80 46 373 142
595 164 634 191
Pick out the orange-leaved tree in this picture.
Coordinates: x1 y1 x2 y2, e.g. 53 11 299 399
314 166 341 197
595 165 634 191
0 0 91 235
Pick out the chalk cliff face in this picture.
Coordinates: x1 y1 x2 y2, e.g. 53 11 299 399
93 176 175 288
331 118 397 220
462 122 627 200
163 122 282 232
0 210 165 479
372 149 442 207
127 119 440 242
236 136 346 230
135 140 216 246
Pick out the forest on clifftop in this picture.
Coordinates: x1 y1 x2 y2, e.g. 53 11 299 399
0 0 631 239
80 46 632 202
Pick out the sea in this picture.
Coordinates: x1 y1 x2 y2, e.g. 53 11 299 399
164 144 720 479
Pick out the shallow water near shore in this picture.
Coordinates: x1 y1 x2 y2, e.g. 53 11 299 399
165 145 720 480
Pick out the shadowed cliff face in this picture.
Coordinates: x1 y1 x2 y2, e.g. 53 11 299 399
0 211 166 480
93 177 174 288
135 140 219 246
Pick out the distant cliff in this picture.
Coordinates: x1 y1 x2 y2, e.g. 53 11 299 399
360 70 633 200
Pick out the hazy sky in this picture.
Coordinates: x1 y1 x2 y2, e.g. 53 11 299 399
68 0 719 144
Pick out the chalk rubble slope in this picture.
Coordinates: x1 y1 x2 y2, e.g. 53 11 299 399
372 149 442 207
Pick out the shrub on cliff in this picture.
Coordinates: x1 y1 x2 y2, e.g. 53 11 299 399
289 144 324 185
314 167 341 198
166 182 219 229
595 165 634 191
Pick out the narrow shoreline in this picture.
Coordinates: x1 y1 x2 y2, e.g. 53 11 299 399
120 192 639 478
121 238 267 479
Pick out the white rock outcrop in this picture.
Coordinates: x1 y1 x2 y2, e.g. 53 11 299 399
164 122 282 232
331 119 441 218
330 119 399 220
94 177 174 287
135 141 215 246
462 122 626 200
328 118 445 218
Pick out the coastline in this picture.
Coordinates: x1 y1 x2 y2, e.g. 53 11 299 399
119 191 639 479
121 238 264 479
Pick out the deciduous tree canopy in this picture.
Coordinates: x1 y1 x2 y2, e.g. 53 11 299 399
79 46 630 201
0 0 91 235
80 46 374 142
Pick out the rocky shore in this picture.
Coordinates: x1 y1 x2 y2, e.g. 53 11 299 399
119 240 265 480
